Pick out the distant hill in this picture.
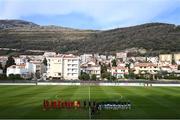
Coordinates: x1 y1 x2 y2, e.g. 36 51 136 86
0 20 38 29
0 20 180 55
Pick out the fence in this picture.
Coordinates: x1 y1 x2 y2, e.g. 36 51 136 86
0 82 180 87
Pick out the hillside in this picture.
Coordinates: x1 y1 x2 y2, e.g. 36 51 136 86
0 20 38 29
0 20 180 55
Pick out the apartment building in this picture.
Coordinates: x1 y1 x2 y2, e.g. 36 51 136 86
134 63 159 75
159 54 172 64
80 61 101 78
80 54 93 63
116 52 128 62
46 54 80 80
111 66 128 79
63 55 80 80
174 53 180 64
6 62 36 79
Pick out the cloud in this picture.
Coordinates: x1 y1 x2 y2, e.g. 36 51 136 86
0 0 179 29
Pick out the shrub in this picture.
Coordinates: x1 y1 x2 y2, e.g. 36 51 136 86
8 74 24 80
0 74 7 80
79 72 90 80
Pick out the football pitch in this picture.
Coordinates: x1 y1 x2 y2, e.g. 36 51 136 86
0 85 180 119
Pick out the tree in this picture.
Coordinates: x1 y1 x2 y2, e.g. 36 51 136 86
0 62 3 69
108 75 116 81
43 58 48 66
91 74 97 80
4 56 16 73
8 74 23 80
125 63 131 69
125 63 131 74
172 55 176 65
111 59 117 67
101 72 111 80
0 74 7 80
128 71 136 79
5 56 16 68
101 64 107 74
178 65 180 70
79 72 90 80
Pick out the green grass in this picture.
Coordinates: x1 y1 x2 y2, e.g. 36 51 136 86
0 85 180 119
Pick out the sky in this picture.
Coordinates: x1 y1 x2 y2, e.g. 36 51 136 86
0 0 180 30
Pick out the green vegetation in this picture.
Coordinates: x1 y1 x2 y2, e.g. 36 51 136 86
0 62 2 69
111 59 117 67
5 56 16 67
79 73 97 81
0 74 7 80
8 74 24 80
43 58 47 66
3 56 16 73
0 74 24 80
91 74 97 80
78 72 90 80
0 86 180 119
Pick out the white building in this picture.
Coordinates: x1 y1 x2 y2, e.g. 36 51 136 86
26 62 36 73
116 52 128 62
30 60 46 77
14 57 26 65
107 55 116 60
146 57 159 64
135 57 146 62
46 54 80 80
43 52 56 57
99 55 107 60
80 54 93 63
111 66 128 79
160 65 179 74
63 55 80 80
159 54 172 64
174 53 180 64
6 62 36 79
134 63 159 75
160 66 172 73
80 61 101 78
46 55 63 79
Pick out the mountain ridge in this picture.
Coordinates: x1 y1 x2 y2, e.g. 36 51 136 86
0 20 180 55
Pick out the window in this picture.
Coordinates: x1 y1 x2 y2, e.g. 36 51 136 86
72 64 77 67
73 73 77 76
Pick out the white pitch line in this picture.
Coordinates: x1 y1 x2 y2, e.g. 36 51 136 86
89 81 91 119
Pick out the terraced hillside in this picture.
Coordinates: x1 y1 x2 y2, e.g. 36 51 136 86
0 20 180 54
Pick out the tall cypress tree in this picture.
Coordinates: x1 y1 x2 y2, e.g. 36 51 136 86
0 62 3 69
4 56 16 73
43 58 48 66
